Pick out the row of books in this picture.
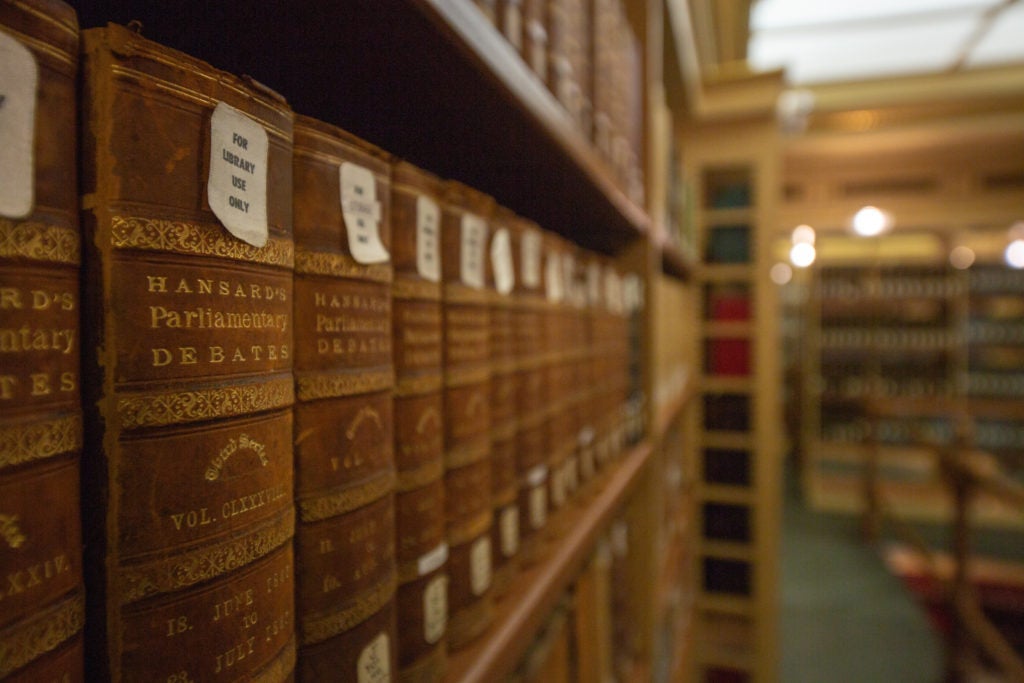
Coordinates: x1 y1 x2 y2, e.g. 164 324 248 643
1 5 645 682
473 0 645 208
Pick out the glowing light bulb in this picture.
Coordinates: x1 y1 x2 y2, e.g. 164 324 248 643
852 206 888 237
790 242 816 268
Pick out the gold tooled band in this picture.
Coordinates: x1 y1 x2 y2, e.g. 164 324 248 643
0 219 79 264
444 366 490 388
392 277 441 301
0 591 84 678
118 508 294 605
296 370 393 401
300 573 396 646
394 374 443 396
396 554 446 585
443 285 489 305
110 216 294 267
396 459 444 492
294 247 392 283
446 512 491 548
0 413 81 470
444 439 489 469
252 636 297 683
446 594 493 651
297 470 395 523
117 377 294 430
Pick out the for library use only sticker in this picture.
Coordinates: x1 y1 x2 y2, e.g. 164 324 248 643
207 101 269 247
341 162 389 264
0 29 38 219
416 194 440 282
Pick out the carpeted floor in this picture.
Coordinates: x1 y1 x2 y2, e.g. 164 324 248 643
780 466 946 683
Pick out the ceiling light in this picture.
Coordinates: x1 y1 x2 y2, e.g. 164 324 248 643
852 206 889 237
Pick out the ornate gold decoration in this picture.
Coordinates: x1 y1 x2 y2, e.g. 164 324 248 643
0 514 26 549
392 278 441 301
394 374 442 396
117 379 293 430
0 414 81 470
444 439 489 469
443 285 488 305
110 216 294 267
298 470 396 523
296 370 393 401
396 460 444 492
301 573 396 646
447 511 491 548
444 366 490 388
295 248 392 283
0 219 79 264
252 637 297 683
118 509 294 605
0 592 84 678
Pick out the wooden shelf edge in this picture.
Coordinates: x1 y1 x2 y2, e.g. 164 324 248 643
415 0 650 240
443 440 654 683
660 240 696 280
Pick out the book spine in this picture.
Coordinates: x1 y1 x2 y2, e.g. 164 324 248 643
488 208 520 598
543 232 574 526
292 116 398 681
79 25 296 682
510 216 548 565
441 181 494 650
390 160 448 683
0 3 83 680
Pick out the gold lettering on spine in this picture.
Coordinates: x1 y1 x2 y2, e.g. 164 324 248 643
117 378 294 430
0 414 81 469
0 592 84 678
300 575 396 646
118 509 294 605
109 216 294 267
0 514 26 548
0 219 80 265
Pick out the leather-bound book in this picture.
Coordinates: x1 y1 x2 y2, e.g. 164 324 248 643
292 115 397 681
522 0 548 83
440 181 494 650
508 215 548 566
576 252 603 488
604 263 629 460
488 207 519 598
542 232 574 527
0 2 83 680
79 25 295 681
390 159 448 683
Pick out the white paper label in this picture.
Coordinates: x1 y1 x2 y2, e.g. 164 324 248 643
550 467 566 507
470 536 492 596
207 102 269 247
357 632 391 683
417 542 449 577
529 484 547 530
423 575 448 645
416 194 440 282
521 228 541 288
604 267 623 314
526 464 548 488
499 505 519 557
490 227 514 295
341 161 389 264
611 520 629 557
587 261 602 307
460 213 487 289
0 30 37 219
545 251 563 302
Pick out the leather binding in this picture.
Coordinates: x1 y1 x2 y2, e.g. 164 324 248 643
522 0 548 83
576 249 602 493
488 207 519 598
390 159 448 683
605 261 630 463
441 181 494 650
542 231 575 533
0 3 82 680
561 244 586 503
292 115 398 681
79 25 295 682
592 255 618 470
498 0 524 52
508 214 548 567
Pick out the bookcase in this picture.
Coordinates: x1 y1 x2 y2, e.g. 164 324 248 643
5 1 700 681
681 112 783 683
801 233 1024 527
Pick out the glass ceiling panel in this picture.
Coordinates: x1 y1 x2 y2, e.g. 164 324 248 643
750 12 982 84
751 0 997 30
966 2 1024 67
